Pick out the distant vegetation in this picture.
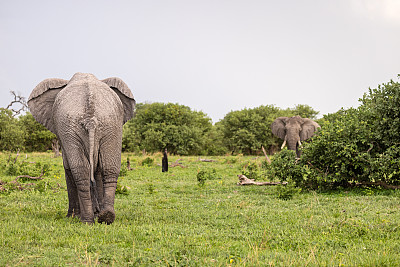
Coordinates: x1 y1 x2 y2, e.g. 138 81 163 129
2 76 400 190
0 101 318 156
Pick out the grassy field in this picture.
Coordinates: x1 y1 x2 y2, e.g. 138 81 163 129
1 152 400 266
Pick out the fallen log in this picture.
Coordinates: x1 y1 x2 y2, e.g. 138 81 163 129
170 159 185 168
237 174 287 186
199 158 217 162
14 169 44 182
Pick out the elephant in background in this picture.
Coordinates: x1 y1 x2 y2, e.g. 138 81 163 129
271 116 320 157
28 73 136 224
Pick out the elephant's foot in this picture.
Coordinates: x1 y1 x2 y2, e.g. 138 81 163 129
98 209 115 225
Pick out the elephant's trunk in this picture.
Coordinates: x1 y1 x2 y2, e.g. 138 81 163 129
286 139 298 151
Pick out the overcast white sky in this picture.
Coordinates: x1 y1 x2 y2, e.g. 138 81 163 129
1 0 400 122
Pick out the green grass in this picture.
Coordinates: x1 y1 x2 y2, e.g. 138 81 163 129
1 153 400 266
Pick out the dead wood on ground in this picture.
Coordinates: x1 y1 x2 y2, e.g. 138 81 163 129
14 168 45 182
170 159 185 168
237 174 287 186
199 158 217 162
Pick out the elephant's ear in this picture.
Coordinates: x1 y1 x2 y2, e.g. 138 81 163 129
28 78 69 134
102 77 136 124
300 119 320 141
271 117 288 140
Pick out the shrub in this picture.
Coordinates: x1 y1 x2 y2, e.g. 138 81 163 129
5 161 51 177
18 112 56 152
141 157 154 166
278 77 400 189
266 150 302 182
242 162 263 181
0 108 25 151
197 168 218 186
275 183 301 200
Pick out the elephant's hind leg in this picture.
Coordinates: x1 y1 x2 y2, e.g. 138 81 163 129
63 145 95 224
97 137 122 225
97 165 118 225
63 156 80 218
65 168 80 218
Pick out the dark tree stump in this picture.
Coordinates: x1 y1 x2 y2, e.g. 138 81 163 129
162 148 168 172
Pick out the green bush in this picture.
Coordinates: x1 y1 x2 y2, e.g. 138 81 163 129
242 161 263 181
0 108 25 151
5 161 51 177
266 150 301 181
18 113 56 152
279 77 400 189
141 157 154 166
275 183 301 200
197 168 218 186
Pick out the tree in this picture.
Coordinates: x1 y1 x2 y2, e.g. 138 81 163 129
6 91 28 117
18 112 56 152
289 104 319 119
202 123 228 155
218 105 292 154
0 108 25 151
123 102 212 155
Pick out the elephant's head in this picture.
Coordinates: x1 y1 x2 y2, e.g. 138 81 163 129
271 116 320 157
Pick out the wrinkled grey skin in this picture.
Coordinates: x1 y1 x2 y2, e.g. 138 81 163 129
271 116 320 158
28 73 135 224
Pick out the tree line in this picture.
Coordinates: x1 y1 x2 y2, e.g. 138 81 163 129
0 101 318 155
2 76 400 189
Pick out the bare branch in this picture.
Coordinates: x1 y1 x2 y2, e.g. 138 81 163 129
261 146 271 165
14 168 45 182
6 91 28 116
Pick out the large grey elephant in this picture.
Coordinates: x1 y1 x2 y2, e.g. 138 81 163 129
28 73 135 224
271 116 320 157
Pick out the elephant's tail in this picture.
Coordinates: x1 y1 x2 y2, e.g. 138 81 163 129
88 126 99 214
